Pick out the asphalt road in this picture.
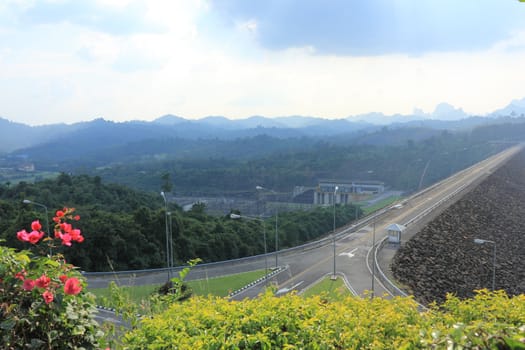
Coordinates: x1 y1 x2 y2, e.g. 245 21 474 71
86 144 522 302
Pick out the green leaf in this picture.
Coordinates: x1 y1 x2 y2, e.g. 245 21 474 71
29 338 46 349
66 309 79 320
503 337 525 349
44 258 60 267
0 318 16 330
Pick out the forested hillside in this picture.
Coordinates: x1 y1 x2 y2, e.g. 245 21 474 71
89 132 504 194
0 174 360 272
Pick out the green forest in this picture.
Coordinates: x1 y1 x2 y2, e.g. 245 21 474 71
89 131 504 195
0 174 360 272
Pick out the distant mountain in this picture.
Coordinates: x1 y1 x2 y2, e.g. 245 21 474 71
488 97 525 118
3 97 525 157
0 117 80 153
390 116 493 131
347 102 469 125
348 112 423 125
431 103 469 121
153 114 188 125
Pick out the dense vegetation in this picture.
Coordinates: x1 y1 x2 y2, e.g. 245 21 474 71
4 118 511 195
121 290 525 349
0 174 359 272
89 132 503 194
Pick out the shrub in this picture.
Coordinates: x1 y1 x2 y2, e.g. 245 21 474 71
0 208 105 349
122 290 525 349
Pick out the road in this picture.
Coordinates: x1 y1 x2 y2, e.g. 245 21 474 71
86 144 522 301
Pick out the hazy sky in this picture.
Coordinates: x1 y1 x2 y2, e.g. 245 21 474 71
1 0 525 125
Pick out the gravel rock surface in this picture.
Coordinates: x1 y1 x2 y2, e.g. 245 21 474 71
392 150 525 304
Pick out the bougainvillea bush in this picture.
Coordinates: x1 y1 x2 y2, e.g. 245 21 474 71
0 208 104 349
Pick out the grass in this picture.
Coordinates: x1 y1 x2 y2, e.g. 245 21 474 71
301 276 351 301
89 269 267 306
188 269 267 297
361 195 402 215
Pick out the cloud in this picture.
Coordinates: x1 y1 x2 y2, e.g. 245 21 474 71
13 0 161 35
1 0 525 126
209 0 525 56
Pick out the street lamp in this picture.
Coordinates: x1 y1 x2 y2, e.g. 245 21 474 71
230 213 268 284
474 238 496 291
256 185 279 268
332 185 339 280
371 221 376 298
160 191 172 280
23 199 51 254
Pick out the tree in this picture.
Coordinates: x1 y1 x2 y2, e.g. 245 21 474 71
161 172 173 193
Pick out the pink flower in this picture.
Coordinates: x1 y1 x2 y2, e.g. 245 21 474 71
64 277 82 295
17 229 29 242
73 215 80 221
15 270 27 281
42 290 54 304
60 222 72 233
59 275 68 283
31 220 42 231
23 279 35 291
17 228 44 244
70 229 84 242
27 230 45 244
55 210 65 218
57 232 72 246
35 274 51 289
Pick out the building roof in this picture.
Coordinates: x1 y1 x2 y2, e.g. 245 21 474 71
387 223 406 232
318 179 385 185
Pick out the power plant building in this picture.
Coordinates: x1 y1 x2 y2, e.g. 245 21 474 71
314 179 385 205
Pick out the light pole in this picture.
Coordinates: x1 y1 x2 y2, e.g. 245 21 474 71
23 199 51 254
332 185 339 280
230 213 268 284
168 211 174 270
474 238 496 291
160 192 172 280
371 221 376 298
256 185 279 268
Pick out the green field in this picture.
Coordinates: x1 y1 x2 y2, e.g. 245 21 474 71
361 195 402 215
89 269 267 306
301 276 351 301
90 270 356 308
188 269 267 297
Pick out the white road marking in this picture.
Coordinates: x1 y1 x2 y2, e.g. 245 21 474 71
339 247 358 259
276 281 304 295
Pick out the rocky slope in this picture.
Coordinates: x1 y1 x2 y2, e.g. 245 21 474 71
392 149 525 304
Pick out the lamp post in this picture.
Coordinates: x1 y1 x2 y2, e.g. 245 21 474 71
332 185 339 280
371 221 376 298
23 199 51 254
160 192 172 279
256 185 279 268
474 238 496 291
230 213 268 284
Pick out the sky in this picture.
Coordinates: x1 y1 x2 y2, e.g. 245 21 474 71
1 0 525 125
